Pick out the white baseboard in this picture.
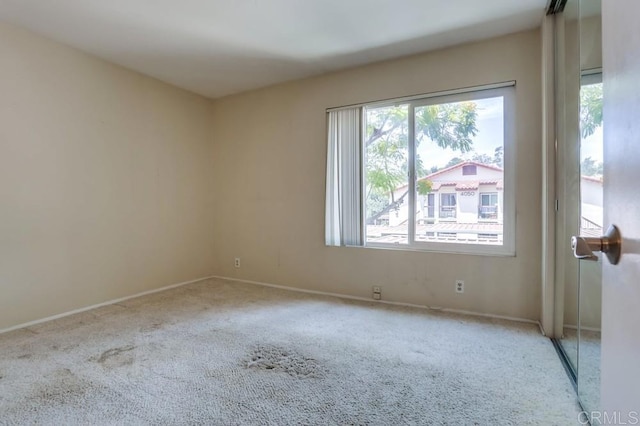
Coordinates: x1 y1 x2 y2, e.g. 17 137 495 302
211 275 541 328
562 324 601 333
0 275 215 335
1 273 543 336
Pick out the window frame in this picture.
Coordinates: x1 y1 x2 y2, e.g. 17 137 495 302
479 192 499 221
425 193 435 219
462 165 478 175
439 193 457 220
362 85 516 256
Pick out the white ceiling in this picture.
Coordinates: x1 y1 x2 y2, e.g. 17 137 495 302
0 0 548 98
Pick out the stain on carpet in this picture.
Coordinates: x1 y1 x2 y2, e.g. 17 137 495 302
32 368 88 406
140 322 164 333
92 345 136 367
245 344 325 379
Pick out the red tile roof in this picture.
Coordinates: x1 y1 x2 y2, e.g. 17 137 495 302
421 160 503 181
455 181 479 190
396 161 504 191
581 175 603 183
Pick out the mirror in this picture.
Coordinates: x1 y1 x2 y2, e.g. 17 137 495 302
553 2 602 415
555 0 581 377
578 0 602 415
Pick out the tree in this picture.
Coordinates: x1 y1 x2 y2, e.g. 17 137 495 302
581 156 603 177
365 102 478 223
468 146 503 168
444 157 465 168
580 83 603 138
493 146 504 168
470 153 493 165
416 180 433 196
414 103 477 152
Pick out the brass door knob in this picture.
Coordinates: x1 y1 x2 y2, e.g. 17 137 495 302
571 224 622 265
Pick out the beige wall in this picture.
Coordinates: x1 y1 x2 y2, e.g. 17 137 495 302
0 24 216 330
211 29 543 321
0 24 545 330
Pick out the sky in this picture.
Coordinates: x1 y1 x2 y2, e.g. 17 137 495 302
416 96 504 170
416 95 604 169
366 92 603 177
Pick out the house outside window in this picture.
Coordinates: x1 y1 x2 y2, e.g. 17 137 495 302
325 82 516 256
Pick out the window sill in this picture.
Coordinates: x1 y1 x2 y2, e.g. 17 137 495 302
357 242 516 257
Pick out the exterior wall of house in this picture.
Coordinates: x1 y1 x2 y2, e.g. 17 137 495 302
390 164 503 228
581 177 603 208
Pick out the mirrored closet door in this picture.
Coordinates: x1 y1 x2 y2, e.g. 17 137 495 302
554 0 602 416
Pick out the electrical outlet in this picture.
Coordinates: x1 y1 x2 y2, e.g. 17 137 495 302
372 286 382 300
234 258 241 268
455 280 464 294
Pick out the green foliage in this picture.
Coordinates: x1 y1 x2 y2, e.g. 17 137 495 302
493 146 504 168
415 102 478 152
580 83 603 139
365 105 409 220
366 192 390 222
416 180 433 196
469 146 503 168
581 156 603 177
470 153 492 164
444 157 464 168
365 102 479 222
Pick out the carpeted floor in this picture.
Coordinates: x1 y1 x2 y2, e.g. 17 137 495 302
0 278 579 425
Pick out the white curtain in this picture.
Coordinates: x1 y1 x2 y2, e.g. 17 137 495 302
325 107 362 246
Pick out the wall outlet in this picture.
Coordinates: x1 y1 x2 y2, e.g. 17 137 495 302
234 257 241 268
455 280 464 294
372 286 382 300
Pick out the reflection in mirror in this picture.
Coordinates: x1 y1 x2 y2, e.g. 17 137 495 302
578 0 602 415
556 0 580 378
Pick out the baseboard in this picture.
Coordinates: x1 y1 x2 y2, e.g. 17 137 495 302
0 275 216 335
1 273 541 336
562 324 601 333
211 275 540 327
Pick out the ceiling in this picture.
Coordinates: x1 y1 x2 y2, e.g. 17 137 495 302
0 0 548 99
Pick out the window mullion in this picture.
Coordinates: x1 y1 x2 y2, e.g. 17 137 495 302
408 104 416 245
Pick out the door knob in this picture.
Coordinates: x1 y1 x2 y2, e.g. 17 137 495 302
571 224 622 265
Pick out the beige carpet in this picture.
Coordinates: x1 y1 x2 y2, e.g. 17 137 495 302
0 278 579 425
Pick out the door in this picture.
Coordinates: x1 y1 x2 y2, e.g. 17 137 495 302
600 0 640 418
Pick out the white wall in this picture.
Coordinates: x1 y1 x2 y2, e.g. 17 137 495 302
0 24 216 330
211 29 543 321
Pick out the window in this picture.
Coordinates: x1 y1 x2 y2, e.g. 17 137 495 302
462 165 477 175
425 193 435 219
479 192 499 220
439 193 457 219
579 73 603 241
326 82 515 255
